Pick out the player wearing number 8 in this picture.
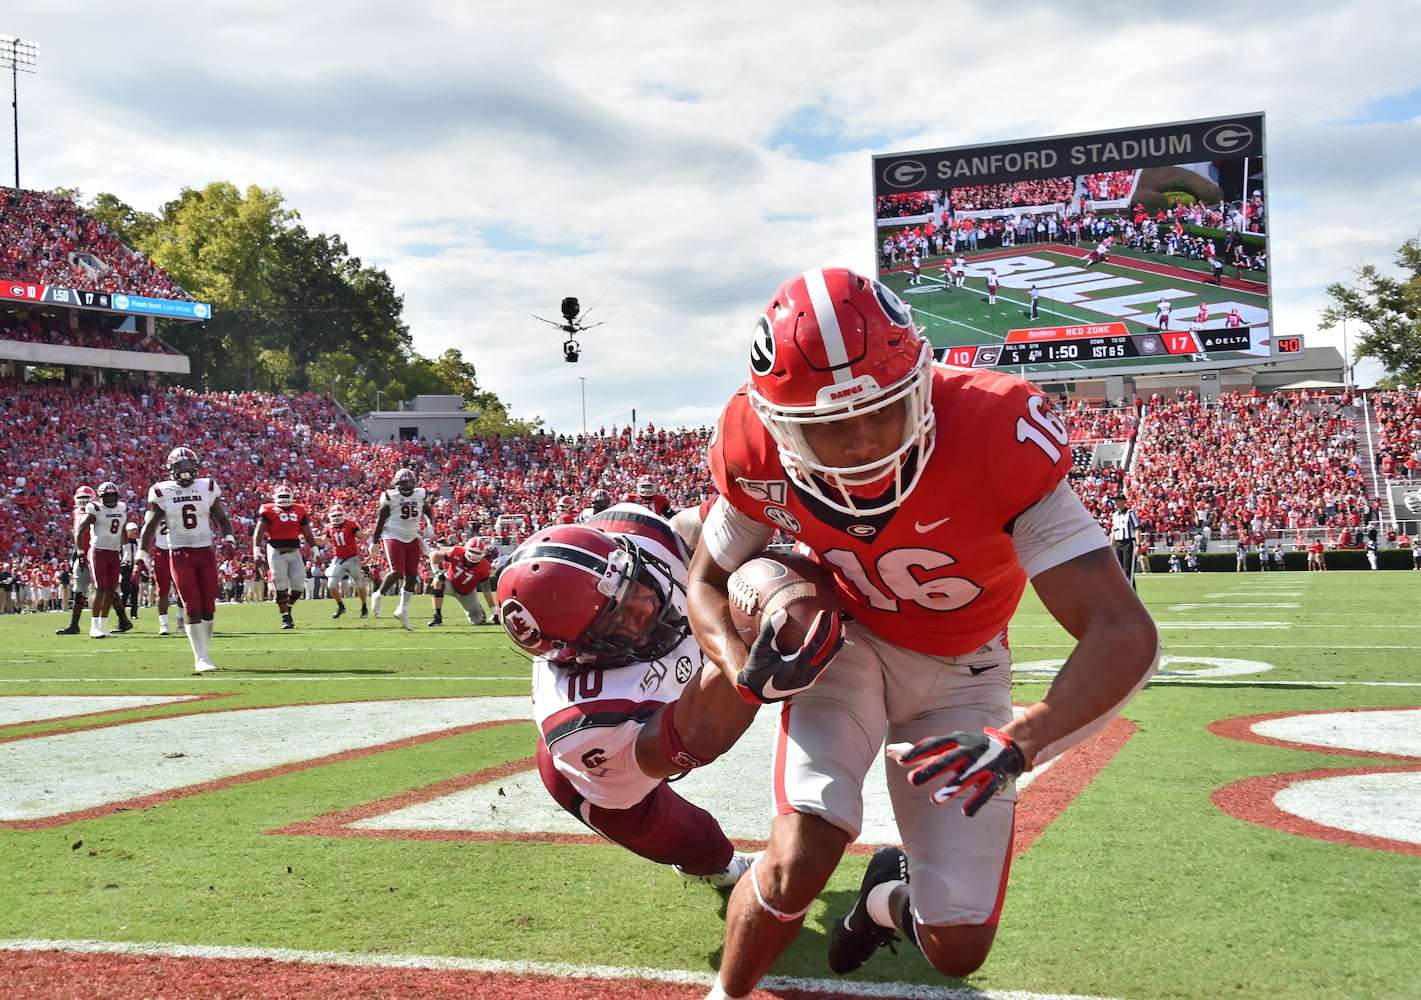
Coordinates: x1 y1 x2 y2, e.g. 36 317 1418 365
688 267 1160 999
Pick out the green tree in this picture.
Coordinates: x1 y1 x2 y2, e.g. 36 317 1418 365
1320 238 1421 386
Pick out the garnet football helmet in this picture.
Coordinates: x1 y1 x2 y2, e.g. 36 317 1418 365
328 506 347 525
167 447 200 487
74 485 96 506
273 485 295 508
393 469 417 496
99 481 120 506
496 524 687 669
746 267 935 515
589 488 612 513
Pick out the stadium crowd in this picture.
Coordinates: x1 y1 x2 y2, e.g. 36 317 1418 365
0 313 176 355
0 378 1410 616
0 188 194 301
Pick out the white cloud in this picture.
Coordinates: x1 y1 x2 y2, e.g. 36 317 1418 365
7 0 1419 430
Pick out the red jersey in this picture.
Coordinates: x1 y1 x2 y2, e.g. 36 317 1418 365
257 502 311 549
72 506 91 552
444 546 492 595
328 520 364 560
709 366 1071 656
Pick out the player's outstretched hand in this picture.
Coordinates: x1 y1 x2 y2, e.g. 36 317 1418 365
889 727 1026 817
735 607 845 704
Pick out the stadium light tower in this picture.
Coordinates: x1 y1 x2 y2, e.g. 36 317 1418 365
1 36 38 190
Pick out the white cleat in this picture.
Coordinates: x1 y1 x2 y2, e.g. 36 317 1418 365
159 627 170 637
89 628 106 639
193 659 218 674
371 593 383 618
394 608 413 632
674 850 762 889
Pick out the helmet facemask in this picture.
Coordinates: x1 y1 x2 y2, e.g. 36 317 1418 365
751 338 935 516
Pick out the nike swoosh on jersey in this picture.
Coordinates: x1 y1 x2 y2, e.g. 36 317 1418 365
968 664 998 675
914 515 952 533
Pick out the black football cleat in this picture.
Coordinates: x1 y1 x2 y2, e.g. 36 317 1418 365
827 846 908 975
332 604 346 619
55 624 81 635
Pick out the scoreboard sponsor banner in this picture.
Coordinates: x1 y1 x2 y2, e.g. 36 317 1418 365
2 282 211 319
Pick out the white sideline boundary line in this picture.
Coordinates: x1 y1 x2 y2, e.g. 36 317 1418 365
0 938 1124 1000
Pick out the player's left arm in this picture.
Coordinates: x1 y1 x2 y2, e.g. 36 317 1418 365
1002 483 1160 770
210 497 236 544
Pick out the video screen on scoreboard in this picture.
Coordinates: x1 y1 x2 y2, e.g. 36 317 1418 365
871 113 1273 377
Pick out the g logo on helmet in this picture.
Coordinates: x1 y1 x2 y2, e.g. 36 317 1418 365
1404 491 1421 515
873 281 912 329
749 315 775 376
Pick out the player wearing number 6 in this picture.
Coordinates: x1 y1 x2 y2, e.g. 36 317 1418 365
136 446 238 675
686 267 1160 1000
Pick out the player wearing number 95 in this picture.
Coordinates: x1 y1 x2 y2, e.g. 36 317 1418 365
686 267 1160 1000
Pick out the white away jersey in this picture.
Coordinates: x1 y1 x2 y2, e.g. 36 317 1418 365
147 477 222 548
85 500 129 552
378 487 429 542
530 506 704 810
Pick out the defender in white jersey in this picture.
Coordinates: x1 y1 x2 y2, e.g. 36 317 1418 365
74 481 133 637
369 468 434 630
497 504 759 886
136 447 238 674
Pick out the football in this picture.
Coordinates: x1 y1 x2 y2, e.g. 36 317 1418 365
727 550 840 652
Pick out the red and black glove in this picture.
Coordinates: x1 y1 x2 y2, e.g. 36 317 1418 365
735 607 845 704
891 727 1026 817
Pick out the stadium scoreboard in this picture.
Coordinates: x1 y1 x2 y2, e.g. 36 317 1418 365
936 322 1257 370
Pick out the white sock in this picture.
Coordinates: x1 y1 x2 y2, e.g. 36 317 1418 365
185 621 200 657
199 619 215 658
704 978 750 1000
398 591 411 614
98 615 108 632
159 613 169 629
866 879 906 929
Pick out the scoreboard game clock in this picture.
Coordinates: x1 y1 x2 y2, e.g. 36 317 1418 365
935 322 1261 370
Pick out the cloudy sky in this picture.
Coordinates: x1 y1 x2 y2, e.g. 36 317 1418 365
7 1 1420 432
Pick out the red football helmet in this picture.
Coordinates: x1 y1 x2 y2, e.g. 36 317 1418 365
496 524 686 668
556 494 575 511
273 485 295 508
746 267 935 515
636 480 657 498
328 506 347 525
392 469 417 496
74 485 96 506
461 536 485 566
167 447 199 487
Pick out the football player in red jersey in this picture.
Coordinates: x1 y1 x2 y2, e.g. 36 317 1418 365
686 268 1159 1000
252 485 319 630
426 537 493 625
322 506 370 620
622 479 675 517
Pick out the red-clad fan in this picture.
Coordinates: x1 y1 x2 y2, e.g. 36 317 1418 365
426 537 494 626
252 484 319 631
323 505 370 620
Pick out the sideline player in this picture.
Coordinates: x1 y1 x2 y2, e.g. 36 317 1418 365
322 506 370 619
686 267 1159 999
252 484 319 630
426 538 493 625
136 447 238 674
369 468 435 631
497 506 759 887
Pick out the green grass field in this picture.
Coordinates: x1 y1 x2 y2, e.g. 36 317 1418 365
1 570 1417 999
879 246 1271 381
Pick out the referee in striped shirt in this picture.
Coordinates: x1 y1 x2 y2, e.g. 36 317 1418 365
1110 493 1142 587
